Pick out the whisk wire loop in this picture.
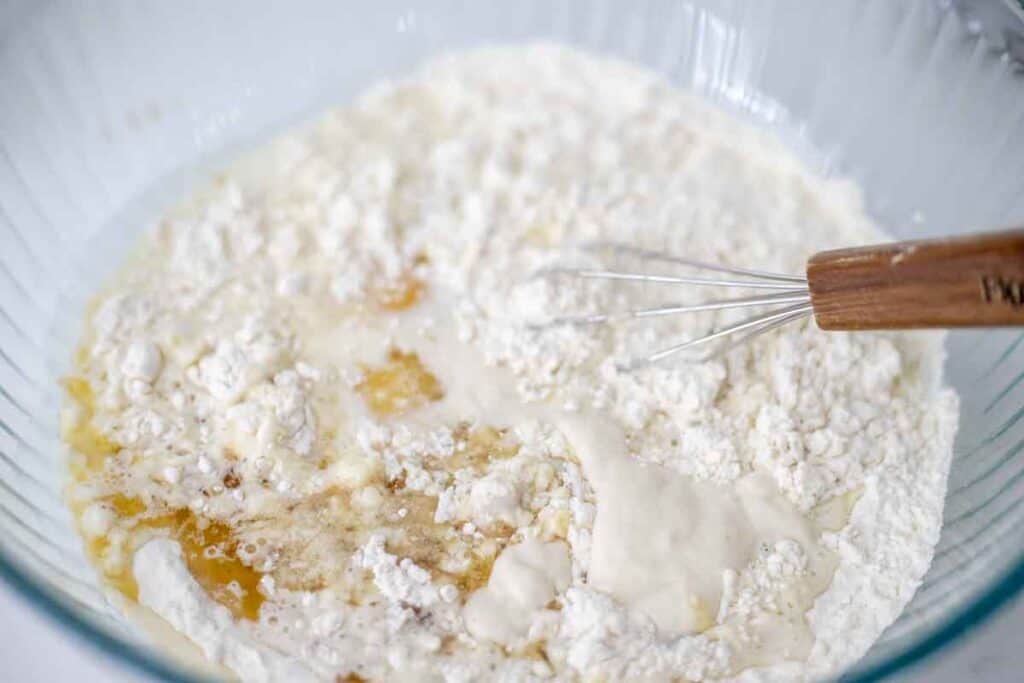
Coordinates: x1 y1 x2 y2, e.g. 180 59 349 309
537 243 812 368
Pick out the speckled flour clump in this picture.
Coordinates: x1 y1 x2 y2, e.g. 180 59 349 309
63 45 958 682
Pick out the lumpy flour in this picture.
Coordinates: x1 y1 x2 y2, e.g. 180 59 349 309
63 45 959 682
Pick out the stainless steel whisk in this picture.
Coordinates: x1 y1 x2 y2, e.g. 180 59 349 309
538 230 1024 370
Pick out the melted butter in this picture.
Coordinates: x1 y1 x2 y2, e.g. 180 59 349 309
108 493 147 518
337 674 368 683
72 420 511 621
442 426 520 470
81 505 265 620
384 427 518 591
63 374 265 623
175 514 265 621
357 349 444 416
269 465 510 598
375 275 425 312
516 639 552 664
62 377 120 472
83 534 139 601
453 554 498 594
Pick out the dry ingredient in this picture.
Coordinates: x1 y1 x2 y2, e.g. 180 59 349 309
62 45 959 682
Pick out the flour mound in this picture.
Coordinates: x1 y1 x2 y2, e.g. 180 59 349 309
67 45 957 682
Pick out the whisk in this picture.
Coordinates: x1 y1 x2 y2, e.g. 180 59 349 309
540 229 1024 370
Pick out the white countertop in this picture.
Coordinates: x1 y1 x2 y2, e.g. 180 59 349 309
1 577 1021 682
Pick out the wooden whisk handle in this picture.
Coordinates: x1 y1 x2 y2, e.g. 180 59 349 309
806 229 1024 330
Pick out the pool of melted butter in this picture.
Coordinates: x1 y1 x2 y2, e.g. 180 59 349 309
63 280 534 622
65 378 267 620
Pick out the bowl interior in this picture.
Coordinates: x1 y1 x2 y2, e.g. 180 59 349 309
1 1 1023 680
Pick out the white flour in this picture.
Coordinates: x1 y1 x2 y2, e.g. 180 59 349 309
65 45 958 682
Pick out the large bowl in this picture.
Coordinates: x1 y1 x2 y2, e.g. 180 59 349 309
1 1 1023 680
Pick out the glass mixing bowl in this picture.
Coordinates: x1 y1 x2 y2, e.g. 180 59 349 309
1 1 1023 680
